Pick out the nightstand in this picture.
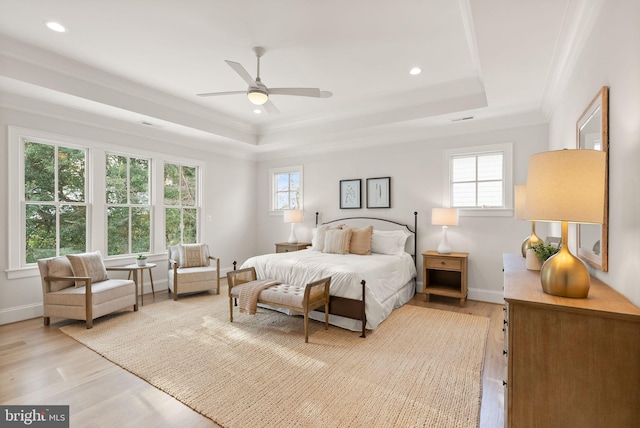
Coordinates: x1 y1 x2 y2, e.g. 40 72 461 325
422 251 469 306
275 242 311 253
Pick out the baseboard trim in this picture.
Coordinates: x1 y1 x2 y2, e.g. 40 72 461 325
468 288 505 304
0 303 43 325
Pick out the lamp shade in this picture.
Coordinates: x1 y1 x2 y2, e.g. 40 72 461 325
431 208 459 226
514 184 527 220
283 209 303 224
524 149 606 224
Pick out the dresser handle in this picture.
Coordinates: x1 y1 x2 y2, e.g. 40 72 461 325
441 261 446 265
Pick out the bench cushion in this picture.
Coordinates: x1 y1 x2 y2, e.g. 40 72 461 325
231 281 326 308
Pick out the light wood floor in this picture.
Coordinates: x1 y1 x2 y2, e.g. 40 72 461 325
0 282 505 428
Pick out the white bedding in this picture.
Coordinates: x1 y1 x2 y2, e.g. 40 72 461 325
241 249 416 331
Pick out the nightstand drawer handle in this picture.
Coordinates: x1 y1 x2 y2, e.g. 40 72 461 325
441 261 446 265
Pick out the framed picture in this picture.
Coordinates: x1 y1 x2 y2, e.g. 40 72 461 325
366 177 391 208
340 179 361 209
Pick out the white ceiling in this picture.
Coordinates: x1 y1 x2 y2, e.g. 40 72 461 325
0 0 595 157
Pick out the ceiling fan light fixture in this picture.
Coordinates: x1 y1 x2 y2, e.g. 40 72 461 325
247 88 268 105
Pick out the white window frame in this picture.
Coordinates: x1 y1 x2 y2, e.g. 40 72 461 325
269 165 303 214
163 161 202 246
7 126 205 279
105 151 153 256
442 143 513 217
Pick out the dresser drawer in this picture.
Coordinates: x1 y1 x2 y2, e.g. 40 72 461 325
425 257 462 271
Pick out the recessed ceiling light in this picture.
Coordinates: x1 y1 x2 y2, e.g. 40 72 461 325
409 67 422 76
253 109 262 114
45 21 66 33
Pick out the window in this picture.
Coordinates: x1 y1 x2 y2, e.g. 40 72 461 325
23 140 88 263
8 126 206 276
164 162 199 246
106 153 151 256
443 143 513 215
270 165 303 212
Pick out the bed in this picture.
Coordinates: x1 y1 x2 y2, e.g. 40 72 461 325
239 212 417 336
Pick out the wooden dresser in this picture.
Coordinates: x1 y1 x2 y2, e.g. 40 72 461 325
502 254 640 427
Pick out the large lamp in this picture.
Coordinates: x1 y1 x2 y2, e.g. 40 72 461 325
432 208 459 254
283 209 303 244
524 149 606 298
514 184 542 257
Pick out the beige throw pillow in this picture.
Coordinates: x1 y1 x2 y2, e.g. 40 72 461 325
67 251 108 287
323 228 353 255
349 226 373 255
180 244 209 268
46 256 75 291
311 225 344 251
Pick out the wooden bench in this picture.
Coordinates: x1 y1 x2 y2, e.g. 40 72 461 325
227 267 331 343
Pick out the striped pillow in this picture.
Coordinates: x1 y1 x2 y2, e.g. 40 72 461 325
179 244 209 268
66 251 108 288
323 228 352 255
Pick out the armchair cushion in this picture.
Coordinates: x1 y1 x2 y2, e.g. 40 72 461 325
45 279 135 306
46 256 75 292
179 243 209 268
67 251 109 287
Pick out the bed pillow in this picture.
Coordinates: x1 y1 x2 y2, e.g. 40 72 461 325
323 228 353 255
66 251 109 287
349 225 373 255
371 230 410 255
46 256 75 291
179 243 209 268
311 225 343 251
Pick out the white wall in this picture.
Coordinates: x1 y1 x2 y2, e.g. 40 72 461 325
548 0 640 306
0 106 258 325
253 123 549 303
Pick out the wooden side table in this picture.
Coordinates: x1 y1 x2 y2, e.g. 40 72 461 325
422 251 469 306
275 242 310 253
121 262 157 306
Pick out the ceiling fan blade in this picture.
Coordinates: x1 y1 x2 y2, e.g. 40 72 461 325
268 88 322 97
225 60 256 86
263 99 280 114
197 90 245 97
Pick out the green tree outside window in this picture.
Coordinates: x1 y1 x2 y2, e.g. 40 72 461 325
164 163 199 247
24 141 87 263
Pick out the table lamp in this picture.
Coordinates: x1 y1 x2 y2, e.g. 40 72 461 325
515 184 542 257
283 209 303 244
524 149 606 298
432 208 459 254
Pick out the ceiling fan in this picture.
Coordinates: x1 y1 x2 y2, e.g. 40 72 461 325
197 47 332 114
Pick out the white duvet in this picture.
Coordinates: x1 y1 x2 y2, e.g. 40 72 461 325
241 249 416 330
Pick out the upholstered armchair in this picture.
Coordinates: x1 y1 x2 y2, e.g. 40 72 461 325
168 243 220 300
37 251 138 329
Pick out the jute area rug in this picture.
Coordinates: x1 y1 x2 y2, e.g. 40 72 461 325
60 291 490 428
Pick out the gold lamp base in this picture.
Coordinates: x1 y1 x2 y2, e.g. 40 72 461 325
539 222 590 298
521 221 543 257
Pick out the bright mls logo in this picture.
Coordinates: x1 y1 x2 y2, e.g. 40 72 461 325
1 406 69 427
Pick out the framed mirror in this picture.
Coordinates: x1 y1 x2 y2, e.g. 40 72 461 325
576 86 609 271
